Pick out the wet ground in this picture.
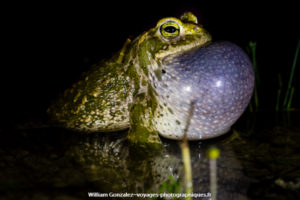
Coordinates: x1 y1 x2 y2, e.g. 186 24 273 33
0 111 299 200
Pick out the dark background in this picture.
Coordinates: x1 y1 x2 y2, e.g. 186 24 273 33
2 1 299 122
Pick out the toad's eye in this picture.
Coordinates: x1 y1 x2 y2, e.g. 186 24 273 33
160 21 180 39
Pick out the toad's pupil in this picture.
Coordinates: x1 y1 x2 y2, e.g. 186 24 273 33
164 26 177 33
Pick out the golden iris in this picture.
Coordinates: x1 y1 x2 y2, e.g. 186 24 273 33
160 21 180 39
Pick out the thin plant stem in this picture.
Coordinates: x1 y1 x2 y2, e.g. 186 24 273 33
249 41 259 111
276 89 281 112
276 73 282 111
181 101 195 200
210 159 217 200
249 102 253 112
283 39 300 110
287 87 295 110
208 147 220 200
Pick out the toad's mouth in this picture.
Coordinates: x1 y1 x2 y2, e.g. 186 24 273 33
154 35 212 60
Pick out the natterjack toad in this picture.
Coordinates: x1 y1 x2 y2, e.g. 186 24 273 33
48 12 254 146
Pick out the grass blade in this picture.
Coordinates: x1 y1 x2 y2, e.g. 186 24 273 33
283 39 300 110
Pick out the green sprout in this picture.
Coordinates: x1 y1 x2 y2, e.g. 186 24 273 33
157 175 182 199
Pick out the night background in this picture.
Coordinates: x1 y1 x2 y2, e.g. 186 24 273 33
1 1 300 200
2 1 299 122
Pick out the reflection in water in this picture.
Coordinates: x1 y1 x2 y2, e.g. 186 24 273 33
0 112 299 199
